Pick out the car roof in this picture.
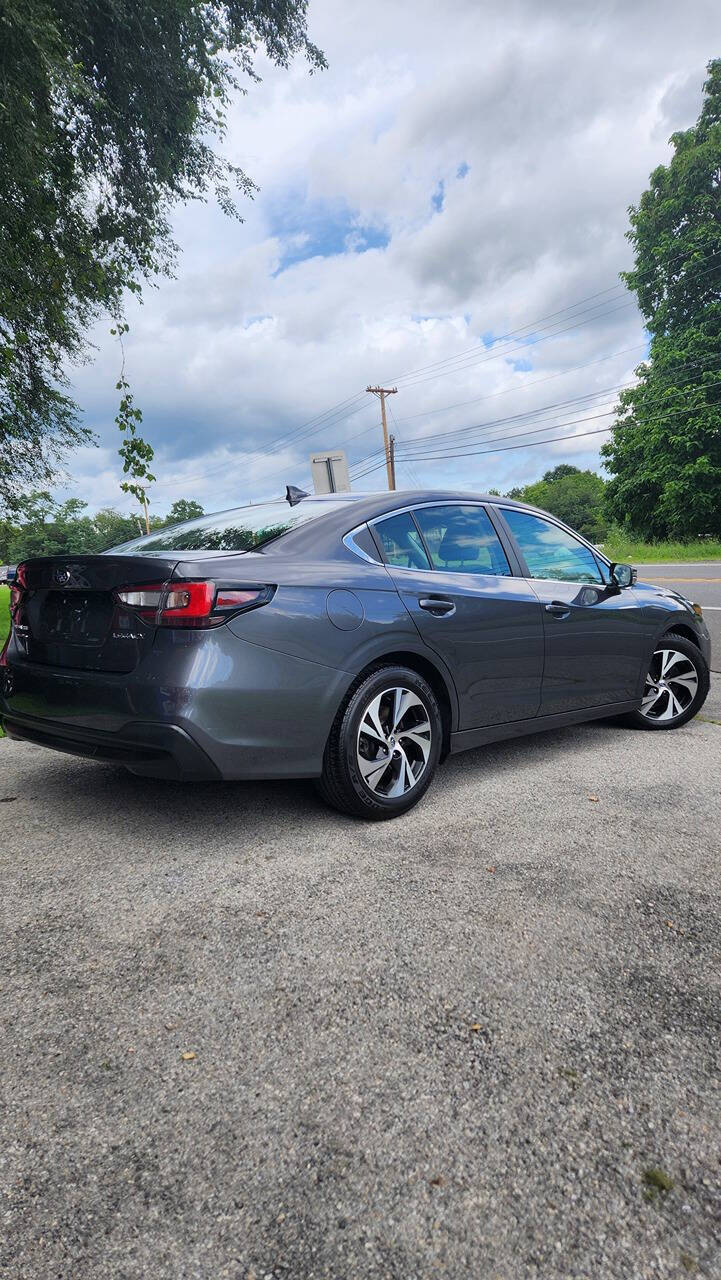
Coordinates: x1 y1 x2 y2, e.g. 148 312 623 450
288 489 540 521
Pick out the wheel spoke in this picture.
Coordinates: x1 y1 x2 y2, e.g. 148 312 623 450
641 687 663 712
667 672 697 695
391 688 423 733
656 689 679 720
386 748 412 797
660 649 686 678
399 725 431 759
360 694 387 745
358 751 391 791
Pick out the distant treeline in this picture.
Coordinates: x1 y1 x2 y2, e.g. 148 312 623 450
0 496 204 564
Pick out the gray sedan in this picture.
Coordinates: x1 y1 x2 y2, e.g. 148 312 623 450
0 491 711 818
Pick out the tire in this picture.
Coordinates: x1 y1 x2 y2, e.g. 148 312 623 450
317 664 442 819
624 631 709 731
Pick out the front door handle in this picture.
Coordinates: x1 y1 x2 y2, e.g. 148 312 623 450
545 601 571 619
419 597 456 617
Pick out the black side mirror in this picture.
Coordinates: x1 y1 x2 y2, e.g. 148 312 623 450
610 562 636 588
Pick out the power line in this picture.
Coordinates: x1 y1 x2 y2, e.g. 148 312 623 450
149 247 721 499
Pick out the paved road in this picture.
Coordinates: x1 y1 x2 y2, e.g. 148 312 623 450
636 562 721 672
2 680 720 1279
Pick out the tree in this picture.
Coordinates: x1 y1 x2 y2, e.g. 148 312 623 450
505 466 607 540
602 59 721 539
0 0 324 510
166 499 205 525
0 491 163 561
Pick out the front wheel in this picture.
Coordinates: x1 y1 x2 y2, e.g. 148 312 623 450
624 632 709 730
317 665 442 819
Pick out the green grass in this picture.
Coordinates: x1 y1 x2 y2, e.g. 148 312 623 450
599 536 721 564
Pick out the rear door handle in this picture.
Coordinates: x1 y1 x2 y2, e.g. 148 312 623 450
419 597 456 617
545 601 571 619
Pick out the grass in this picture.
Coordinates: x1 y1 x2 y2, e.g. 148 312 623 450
600 535 721 564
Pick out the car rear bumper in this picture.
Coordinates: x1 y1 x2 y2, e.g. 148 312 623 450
0 630 355 780
2 711 221 780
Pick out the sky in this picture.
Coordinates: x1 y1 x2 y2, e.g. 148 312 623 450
59 0 721 518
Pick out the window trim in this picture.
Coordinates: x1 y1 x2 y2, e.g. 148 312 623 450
369 501 521 578
493 505 609 586
342 525 381 565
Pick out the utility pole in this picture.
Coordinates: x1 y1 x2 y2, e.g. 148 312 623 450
366 386 398 490
142 493 150 534
388 433 397 491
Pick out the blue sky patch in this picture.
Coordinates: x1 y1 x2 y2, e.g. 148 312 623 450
269 195 389 273
457 161 470 179
431 180 445 213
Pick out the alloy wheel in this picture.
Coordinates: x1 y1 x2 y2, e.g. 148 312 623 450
356 686 433 797
640 646 699 722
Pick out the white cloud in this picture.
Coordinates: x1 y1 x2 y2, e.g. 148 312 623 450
58 0 721 516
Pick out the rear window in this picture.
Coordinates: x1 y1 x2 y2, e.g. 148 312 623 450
107 500 350 555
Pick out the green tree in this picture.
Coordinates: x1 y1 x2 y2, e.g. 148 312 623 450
601 59 721 539
166 499 205 525
0 0 324 511
505 466 607 540
0 491 160 561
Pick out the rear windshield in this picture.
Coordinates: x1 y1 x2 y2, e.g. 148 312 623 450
107 499 350 555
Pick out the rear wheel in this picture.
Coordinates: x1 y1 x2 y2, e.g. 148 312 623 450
624 632 709 730
317 665 442 819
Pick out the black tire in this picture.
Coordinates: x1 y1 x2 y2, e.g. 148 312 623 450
317 664 442 819
624 631 709 731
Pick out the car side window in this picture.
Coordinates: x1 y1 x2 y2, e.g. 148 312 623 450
374 511 432 570
502 509 603 584
412 505 512 576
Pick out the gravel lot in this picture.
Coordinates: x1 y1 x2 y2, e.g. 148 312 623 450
2 680 720 1280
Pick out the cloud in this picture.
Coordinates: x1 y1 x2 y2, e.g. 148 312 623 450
58 0 721 517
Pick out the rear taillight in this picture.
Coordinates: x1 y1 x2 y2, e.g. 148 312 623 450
114 580 274 629
1 564 26 666
9 563 26 620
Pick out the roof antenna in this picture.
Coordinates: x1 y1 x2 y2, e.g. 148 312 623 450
285 485 309 507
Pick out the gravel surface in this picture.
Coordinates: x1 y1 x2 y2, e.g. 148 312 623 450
2 680 720 1280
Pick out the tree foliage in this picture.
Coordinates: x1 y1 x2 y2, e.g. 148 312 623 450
0 492 204 562
0 0 324 510
505 465 607 541
167 499 205 524
602 59 721 539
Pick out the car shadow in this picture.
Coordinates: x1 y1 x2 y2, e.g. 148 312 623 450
6 715 632 832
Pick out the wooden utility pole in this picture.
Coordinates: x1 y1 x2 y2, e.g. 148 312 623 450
366 386 398 490
142 493 150 534
388 433 397 490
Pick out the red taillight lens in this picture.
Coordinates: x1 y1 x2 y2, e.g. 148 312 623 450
9 563 26 620
115 581 272 628
2 565 25 666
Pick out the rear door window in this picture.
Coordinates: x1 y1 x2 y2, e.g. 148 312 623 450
501 509 603 584
374 512 432 570
412 505 512 576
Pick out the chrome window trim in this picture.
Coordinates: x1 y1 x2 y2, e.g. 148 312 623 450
343 526 381 565
370 500 513 578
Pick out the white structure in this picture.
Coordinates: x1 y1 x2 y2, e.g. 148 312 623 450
310 450 351 494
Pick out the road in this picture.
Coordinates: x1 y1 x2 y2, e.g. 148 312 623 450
1 678 720 1279
636 562 721 671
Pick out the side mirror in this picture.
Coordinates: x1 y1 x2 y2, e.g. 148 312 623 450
610 562 636 588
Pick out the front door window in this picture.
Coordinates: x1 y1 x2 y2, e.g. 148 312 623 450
501 509 602 584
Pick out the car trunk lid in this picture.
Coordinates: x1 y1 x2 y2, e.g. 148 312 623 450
14 555 179 673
